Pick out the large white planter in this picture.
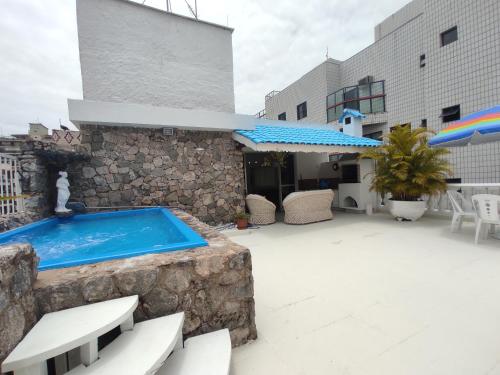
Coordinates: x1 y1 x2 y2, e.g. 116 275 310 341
389 200 427 221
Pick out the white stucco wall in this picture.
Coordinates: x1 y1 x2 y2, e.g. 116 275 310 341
76 0 235 113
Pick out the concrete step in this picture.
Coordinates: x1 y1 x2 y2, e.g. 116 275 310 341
67 312 184 375
157 329 231 375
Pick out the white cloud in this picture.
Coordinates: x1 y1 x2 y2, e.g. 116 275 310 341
0 0 410 135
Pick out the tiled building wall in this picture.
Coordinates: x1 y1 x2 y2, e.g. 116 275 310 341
265 60 340 124
374 0 424 41
263 0 500 183
421 0 500 182
340 13 425 131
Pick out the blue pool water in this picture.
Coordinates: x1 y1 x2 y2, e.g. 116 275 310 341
0 208 207 271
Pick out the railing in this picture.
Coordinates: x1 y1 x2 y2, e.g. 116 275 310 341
255 109 266 119
0 153 24 215
326 80 386 123
265 90 281 101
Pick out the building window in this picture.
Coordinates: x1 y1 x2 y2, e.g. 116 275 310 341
278 112 286 121
419 54 426 68
441 26 457 47
364 131 383 141
391 123 411 132
441 105 460 122
326 80 386 122
297 102 307 120
420 119 427 128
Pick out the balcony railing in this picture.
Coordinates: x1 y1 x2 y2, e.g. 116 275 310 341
255 109 266 119
327 81 386 123
265 90 281 101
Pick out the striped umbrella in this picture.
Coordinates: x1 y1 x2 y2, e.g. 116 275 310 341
429 105 500 147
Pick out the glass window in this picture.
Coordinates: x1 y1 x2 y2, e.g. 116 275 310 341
371 81 384 96
359 99 371 114
371 97 385 113
326 80 386 122
335 91 343 105
344 87 358 102
358 84 370 98
441 105 460 122
334 104 344 120
364 131 383 141
344 100 359 111
327 94 335 108
297 102 307 120
278 112 286 121
441 26 457 47
420 54 426 68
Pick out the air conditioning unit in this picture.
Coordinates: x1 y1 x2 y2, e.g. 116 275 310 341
358 76 374 85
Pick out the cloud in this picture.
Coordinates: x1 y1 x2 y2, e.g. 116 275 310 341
0 0 410 135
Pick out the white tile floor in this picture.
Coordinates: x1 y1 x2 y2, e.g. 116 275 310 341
224 213 500 375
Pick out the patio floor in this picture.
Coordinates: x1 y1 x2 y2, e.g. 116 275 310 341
224 212 500 375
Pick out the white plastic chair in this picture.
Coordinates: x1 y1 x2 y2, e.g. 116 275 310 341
471 194 500 244
447 190 476 232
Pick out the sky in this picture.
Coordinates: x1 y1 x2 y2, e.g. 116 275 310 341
0 0 411 135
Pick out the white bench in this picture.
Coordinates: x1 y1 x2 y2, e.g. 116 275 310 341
2 295 231 375
2 296 138 375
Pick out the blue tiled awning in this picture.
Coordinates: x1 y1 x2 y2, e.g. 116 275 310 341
235 126 381 148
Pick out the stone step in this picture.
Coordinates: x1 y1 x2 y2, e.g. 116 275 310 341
157 329 231 375
66 312 184 375
2 296 138 374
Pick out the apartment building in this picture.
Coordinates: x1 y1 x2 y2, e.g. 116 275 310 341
263 0 500 183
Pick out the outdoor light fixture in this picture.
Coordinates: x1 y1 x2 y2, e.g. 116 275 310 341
162 127 174 136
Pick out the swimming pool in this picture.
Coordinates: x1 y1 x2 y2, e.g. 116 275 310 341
0 208 207 270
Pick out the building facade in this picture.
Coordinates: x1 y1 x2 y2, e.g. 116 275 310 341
264 0 500 183
77 0 235 113
71 0 245 224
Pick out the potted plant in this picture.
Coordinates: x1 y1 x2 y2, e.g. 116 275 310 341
360 126 451 221
235 211 250 230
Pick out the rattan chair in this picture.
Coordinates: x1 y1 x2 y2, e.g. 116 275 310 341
246 194 276 225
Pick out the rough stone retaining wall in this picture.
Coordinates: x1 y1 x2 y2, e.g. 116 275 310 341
71 125 245 225
33 209 256 347
0 243 39 365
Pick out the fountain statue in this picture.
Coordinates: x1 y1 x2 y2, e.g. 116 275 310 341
55 171 72 214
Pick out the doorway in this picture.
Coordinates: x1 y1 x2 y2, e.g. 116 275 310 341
244 152 295 210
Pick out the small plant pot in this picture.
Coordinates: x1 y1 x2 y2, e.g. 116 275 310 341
389 200 427 221
236 218 248 230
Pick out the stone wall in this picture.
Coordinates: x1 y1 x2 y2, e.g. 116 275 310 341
71 125 245 225
34 209 257 347
0 138 89 231
0 243 39 364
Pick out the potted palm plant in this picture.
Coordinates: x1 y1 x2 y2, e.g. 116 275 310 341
235 211 250 230
360 126 451 221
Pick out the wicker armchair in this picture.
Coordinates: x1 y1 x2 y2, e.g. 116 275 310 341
283 189 334 224
246 194 276 225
